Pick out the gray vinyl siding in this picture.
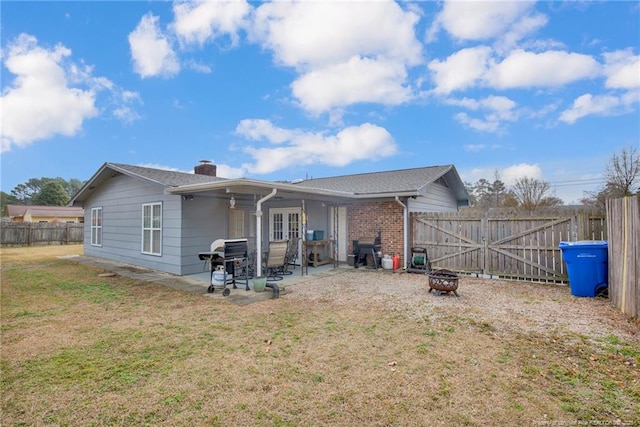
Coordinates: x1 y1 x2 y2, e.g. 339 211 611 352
408 183 458 213
180 195 230 275
83 174 183 275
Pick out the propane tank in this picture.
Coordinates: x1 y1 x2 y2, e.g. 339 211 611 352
392 254 400 270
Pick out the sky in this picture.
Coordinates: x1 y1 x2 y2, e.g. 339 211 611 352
1 0 639 204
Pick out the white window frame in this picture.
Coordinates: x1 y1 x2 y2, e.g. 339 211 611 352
142 202 162 256
90 207 102 247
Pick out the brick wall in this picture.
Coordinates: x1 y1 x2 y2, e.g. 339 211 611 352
347 201 404 264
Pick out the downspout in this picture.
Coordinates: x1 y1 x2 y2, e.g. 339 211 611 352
256 188 277 277
395 196 408 270
266 282 280 299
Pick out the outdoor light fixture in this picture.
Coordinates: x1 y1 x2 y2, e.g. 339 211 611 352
183 195 194 201
230 195 236 209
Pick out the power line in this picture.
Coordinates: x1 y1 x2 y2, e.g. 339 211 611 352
549 178 605 188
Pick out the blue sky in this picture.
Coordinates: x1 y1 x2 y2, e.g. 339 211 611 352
1 0 639 204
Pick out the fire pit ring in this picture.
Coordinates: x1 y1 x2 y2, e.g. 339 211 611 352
428 269 459 297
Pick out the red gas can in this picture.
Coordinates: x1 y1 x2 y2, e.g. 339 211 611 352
392 254 400 270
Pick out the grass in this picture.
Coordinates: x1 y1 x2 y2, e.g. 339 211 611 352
1 245 639 426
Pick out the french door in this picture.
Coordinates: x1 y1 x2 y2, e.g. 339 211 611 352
269 207 301 241
269 207 302 263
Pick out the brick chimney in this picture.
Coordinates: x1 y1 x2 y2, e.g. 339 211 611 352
194 160 216 176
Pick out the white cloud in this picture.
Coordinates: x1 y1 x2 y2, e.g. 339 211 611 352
428 46 492 94
251 1 421 69
454 113 500 133
213 164 245 179
171 0 250 47
291 56 412 114
559 92 639 124
487 49 601 89
250 0 421 114
495 12 548 53
236 119 296 144
469 163 542 186
129 13 180 78
235 120 397 174
447 95 518 133
427 1 537 42
430 48 601 94
501 163 543 185
184 59 212 74
447 95 516 113
603 49 640 90
0 34 97 152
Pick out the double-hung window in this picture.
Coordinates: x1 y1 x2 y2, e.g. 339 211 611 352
90 207 102 246
142 202 162 255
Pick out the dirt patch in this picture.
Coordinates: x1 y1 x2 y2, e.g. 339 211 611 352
285 269 639 342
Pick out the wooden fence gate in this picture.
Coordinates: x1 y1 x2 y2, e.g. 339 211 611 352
410 209 606 284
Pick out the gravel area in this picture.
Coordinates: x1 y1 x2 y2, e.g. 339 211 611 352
284 269 640 343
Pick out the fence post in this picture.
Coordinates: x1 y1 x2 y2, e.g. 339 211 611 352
481 215 488 275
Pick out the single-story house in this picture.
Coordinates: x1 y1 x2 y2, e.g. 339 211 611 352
7 204 85 223
69 161 469 276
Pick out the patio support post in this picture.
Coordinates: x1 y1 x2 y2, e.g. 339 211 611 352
255 188 277 277
395 196 408 269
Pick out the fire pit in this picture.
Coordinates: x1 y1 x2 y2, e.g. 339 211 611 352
427 269 459 297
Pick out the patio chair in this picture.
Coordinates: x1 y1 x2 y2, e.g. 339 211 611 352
281 238 300 275
263 240 288 281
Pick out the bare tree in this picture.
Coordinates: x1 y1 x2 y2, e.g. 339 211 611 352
511 177 560 211
581 146 640 210
605 146 640 197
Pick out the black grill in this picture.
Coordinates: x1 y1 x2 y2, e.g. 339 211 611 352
198 238 249 295
353 232 382 269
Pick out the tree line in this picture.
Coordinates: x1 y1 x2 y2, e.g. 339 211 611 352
465 146 638 212
1 177 85 214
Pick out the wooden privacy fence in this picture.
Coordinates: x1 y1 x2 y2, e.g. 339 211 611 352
410 208 606 284
1 222 84 246
606 196 639 319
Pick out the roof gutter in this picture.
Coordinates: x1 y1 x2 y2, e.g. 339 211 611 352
166 180 421 200
255 188 277 277
166 179 352 197
395 196 408 270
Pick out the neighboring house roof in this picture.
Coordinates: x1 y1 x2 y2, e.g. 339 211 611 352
70 162 470 206
7 205 84 219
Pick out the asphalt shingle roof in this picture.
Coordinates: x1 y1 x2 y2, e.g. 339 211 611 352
292 165 453 194
109 163 227 187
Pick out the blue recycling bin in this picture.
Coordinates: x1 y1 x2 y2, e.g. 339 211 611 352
559 241 608 297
